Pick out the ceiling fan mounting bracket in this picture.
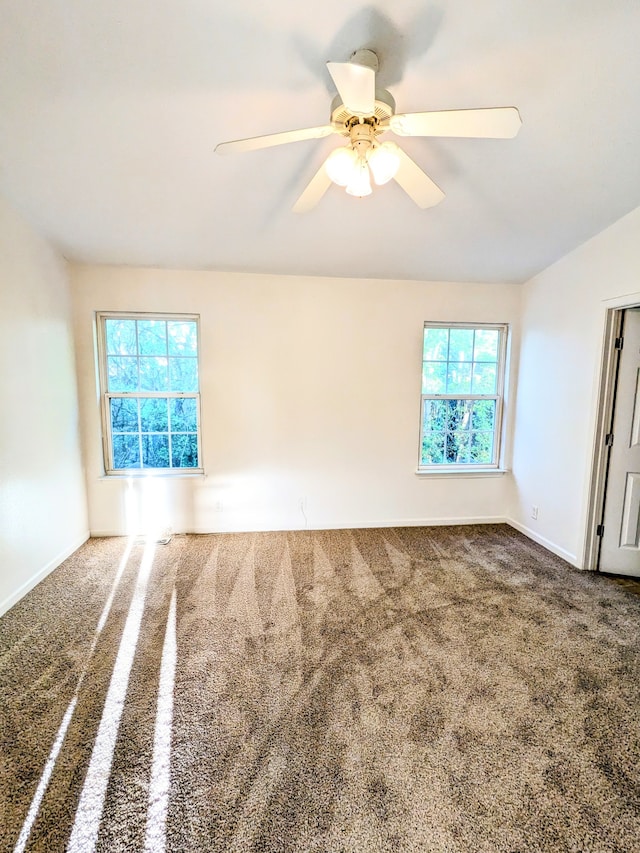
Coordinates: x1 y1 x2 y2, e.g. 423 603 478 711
349 49 379 72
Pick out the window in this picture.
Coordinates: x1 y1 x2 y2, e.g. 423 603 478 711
97 313 202 474
419 323 507 470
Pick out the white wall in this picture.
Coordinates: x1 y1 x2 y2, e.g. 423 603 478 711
0 197 88 615
510 205 640 566
71 266 521 536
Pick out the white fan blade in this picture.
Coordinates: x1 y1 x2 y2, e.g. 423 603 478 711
390 107 522 139
393 147 445 209
292 161 333 213
326 61 375 116
215 125 335 155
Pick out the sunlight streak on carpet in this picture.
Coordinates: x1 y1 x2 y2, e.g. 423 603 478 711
67 542 156 853
144 589 177 853
12 538 134 853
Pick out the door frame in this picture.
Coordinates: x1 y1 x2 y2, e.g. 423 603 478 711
584 293 640 571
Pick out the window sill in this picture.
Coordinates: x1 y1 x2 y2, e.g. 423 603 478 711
100 470 205 480
415 468 509 479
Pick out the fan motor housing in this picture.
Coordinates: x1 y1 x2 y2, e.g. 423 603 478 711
330 89 396 136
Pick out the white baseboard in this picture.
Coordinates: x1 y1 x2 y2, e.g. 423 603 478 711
293 516 509 532
92 516 509 537
89 530 131 538
505 518 579 567
0 531 90 617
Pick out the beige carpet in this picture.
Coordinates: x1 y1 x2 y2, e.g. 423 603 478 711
1 525 639 852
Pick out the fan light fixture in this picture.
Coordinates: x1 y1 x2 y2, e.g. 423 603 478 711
324 140 400 198
368 141 401 185
324 146 357 186
346 160 372 197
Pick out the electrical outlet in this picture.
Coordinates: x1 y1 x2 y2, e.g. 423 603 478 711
214 499 224 512
531 505 539 520
299 496 307 511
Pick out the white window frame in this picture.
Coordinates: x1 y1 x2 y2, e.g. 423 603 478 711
418 322 508 473
96 311 203 476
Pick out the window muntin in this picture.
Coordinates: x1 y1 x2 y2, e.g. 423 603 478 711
419 324 507 469
97 313 202 474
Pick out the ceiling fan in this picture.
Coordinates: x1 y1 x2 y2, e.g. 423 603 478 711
215 49 522 212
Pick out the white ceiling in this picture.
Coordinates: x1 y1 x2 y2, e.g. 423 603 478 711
1 1 639 283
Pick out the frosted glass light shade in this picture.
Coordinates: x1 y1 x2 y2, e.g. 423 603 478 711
345 161 372 197
325 147 358 186
368 141 400 185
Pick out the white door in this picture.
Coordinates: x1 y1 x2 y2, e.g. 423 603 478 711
599 308 640 576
